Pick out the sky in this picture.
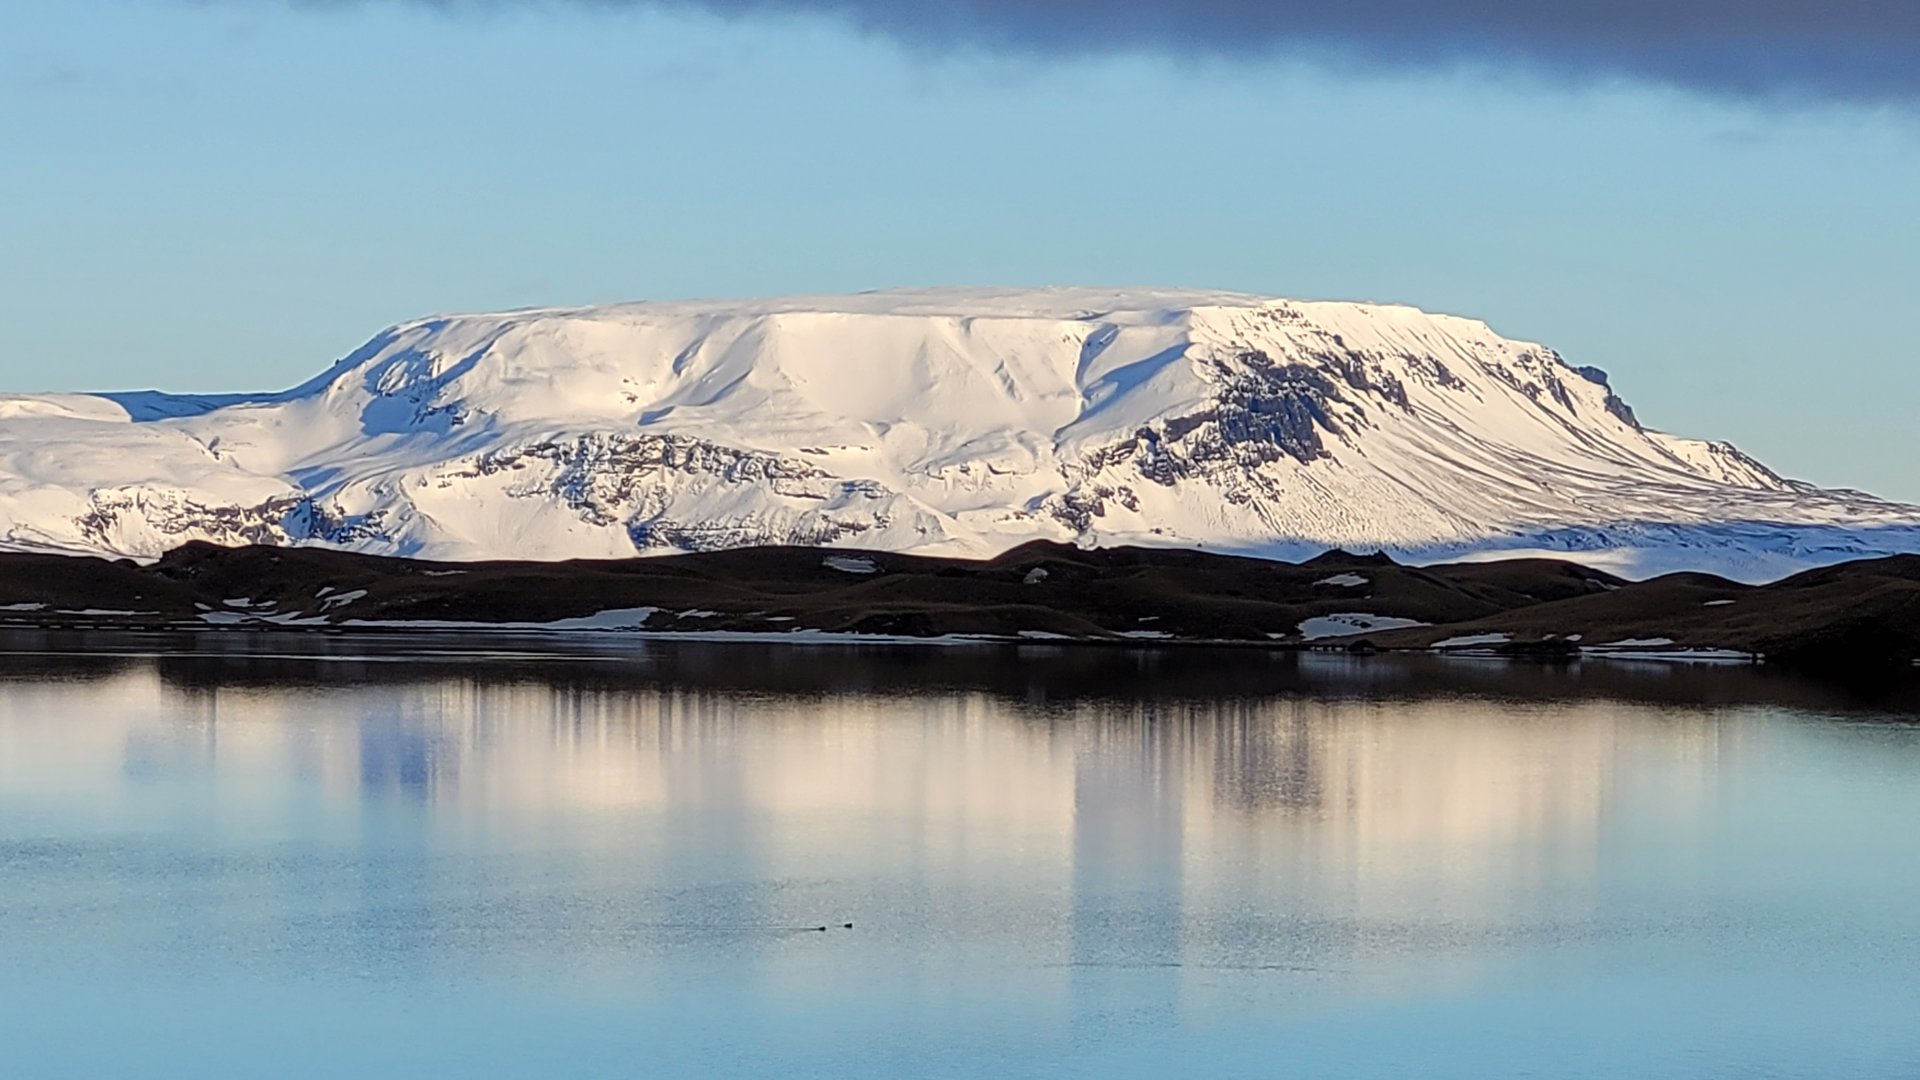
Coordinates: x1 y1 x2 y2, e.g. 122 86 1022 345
2 0 1918 498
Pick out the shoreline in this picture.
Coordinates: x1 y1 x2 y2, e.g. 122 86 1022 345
0 617 1768 666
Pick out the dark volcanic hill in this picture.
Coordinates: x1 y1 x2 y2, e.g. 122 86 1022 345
0 541 1913 675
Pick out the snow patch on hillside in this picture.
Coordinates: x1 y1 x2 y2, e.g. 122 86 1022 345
1297 613 1429 639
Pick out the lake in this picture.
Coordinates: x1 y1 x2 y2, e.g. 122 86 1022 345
2 632 1918 1078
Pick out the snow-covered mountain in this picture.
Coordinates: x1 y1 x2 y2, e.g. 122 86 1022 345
2 287 1915 581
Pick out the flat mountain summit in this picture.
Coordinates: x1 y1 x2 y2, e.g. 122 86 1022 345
2 287 1915 580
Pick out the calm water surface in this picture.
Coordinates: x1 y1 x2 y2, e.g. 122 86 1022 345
2 634 1918 1078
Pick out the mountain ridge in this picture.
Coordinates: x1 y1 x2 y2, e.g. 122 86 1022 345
3 287 1915 581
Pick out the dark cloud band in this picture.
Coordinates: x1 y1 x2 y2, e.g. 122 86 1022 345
305 0 1920 103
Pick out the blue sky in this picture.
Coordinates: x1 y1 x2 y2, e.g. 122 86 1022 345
3 0 1918 498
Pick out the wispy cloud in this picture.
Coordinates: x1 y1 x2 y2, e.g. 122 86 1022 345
4 58 89 94
274 0 1920 105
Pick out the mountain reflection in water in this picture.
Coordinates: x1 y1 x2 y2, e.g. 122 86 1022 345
1 634 1917 1078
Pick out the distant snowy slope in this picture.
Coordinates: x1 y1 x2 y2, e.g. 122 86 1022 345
1 287 1914 580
